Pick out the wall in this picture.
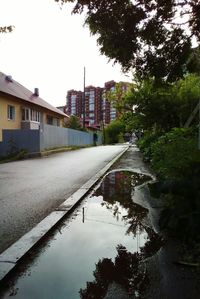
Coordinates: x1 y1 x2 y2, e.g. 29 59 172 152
0 94 65 142
0 96 22 141
0 125 102 157
40 124 94 150
0 129 40 157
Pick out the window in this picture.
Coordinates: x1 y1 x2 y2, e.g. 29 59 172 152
89 97 94 111
47 115 53 125
8 105 15 120
71 107 76 114
22 108 40 122
110 108 117 120
89 113 94 118
89 103 94 111
31 109 40 122
22 108 29 121
47 115 60 126
54 118 60 127
71 96 76 114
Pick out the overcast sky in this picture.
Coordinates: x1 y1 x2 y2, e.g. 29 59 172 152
0 0 132 107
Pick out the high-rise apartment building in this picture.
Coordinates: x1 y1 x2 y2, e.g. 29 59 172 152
66 80 129 128
103 80 116 124
66 90 83 118
103 80 129 124
84 85 103 126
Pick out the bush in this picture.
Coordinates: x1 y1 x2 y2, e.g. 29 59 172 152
104 120 125 144
140 127 200 256
137 130 162 162
151 128 199 180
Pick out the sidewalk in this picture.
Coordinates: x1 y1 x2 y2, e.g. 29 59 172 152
110 145 200 299
0 144 199 298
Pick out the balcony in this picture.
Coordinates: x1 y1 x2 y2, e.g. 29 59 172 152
21 121 40 130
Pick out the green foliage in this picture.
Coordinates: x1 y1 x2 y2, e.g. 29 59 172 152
106 82 132 115
119 74 200 132
186 47 200 75
0 26 14 34
158 162 200 254
151 128 200 180
120 76 200 253
59 0 200 82
137 130 162 162
123 79 179 131
172 74 200 126
120 111 141 133
64 115 82 130
104 119 125 144
139 127 200 255
159 187 200 248
0 150 27 163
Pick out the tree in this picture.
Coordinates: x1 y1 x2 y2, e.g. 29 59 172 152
106 82 132 115
122 79 179 132
186 47 200 75
172 74 200 127
56 0 200 82
0 26 13 34
104 119 125 144
116 74 200 132
64 115 82 130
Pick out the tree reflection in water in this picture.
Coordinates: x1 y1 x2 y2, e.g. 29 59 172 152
94 171 150 237
80 244 151 299
80 171 163 299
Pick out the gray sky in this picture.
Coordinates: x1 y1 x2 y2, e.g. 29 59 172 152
0 0 131 107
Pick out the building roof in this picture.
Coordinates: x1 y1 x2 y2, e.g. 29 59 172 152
0 72 68 117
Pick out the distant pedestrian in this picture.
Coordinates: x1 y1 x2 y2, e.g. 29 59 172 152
93 132 98 146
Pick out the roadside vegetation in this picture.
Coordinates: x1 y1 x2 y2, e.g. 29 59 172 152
0 149 27 163
64 115 85 131
139 127 200 261
105 72 200 264
3 0 200 263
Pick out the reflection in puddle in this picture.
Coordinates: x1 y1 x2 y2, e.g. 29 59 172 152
94 171 150 239
80 171 163 299
0 171 163 299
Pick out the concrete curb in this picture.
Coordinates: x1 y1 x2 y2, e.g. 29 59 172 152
0 145 129 281
24 147 76 159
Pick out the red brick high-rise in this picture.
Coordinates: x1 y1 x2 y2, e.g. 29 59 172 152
66 81 130 128
66 90 83 118
84 85 103 127
103 80 129 124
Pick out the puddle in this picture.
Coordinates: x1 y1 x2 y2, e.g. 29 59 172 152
0 171 163 299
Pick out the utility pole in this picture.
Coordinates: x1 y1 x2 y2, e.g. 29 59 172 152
83 66 86 129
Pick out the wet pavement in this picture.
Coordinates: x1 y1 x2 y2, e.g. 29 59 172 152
112 146 200 299
0 145 199 299
0 165 163 298
0 145 126 253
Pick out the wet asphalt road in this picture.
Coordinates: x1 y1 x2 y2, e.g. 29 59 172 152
0 145 127 254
